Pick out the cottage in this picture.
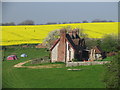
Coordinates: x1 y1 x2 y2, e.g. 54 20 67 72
50 29 88 62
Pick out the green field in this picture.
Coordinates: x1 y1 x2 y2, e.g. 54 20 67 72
2 47 108 88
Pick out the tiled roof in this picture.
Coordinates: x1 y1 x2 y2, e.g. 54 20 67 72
93 46 103 53
50 39 60 50
66 34 77 50
72 39 80 45
50 31 85 51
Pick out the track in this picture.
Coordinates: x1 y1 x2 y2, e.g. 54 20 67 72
13 60 63 69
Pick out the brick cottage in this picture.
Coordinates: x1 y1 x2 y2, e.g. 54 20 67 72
50 29 89 62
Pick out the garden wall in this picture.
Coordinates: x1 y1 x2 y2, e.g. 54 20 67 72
66 61 110 67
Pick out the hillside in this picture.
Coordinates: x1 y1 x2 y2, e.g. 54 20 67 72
1 22 118 46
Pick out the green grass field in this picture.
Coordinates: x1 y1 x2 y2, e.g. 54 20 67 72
2 47 107 88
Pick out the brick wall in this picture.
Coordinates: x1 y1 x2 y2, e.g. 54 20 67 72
57 29 66 62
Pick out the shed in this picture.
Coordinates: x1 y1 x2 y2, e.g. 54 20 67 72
89 46 103 60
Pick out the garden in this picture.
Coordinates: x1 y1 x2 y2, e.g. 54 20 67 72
2 46 109 88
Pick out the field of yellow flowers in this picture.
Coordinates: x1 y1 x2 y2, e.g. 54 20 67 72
1 22 118 46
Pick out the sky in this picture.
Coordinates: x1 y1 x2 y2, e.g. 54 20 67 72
2 2 118 24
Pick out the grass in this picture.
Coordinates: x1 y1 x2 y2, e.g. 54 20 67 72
24 61 65 66
95 56 113 61
2 46 106 88
2 47 49 61
102 56 114 61
3 63 105 88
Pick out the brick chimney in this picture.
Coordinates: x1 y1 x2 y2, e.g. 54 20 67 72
68 30 73 38
57 29 66 62
72 30 77 39
72 29 79 39
74 29 79 35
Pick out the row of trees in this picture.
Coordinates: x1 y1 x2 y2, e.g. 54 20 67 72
0 20 34 26
85 35 119 52
0 19 114 26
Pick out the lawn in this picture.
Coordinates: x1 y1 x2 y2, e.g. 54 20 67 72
2 46 106 88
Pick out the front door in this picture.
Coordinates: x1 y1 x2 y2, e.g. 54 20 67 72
69 50 71 61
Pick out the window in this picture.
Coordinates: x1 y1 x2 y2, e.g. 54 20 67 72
68 44 70 50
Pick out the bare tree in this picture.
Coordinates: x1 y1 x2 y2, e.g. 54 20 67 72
43 29 60 49
43 26 88 49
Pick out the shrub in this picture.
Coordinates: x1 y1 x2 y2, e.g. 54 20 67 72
103 52 120 88
100 35 118 52
72 59 78 62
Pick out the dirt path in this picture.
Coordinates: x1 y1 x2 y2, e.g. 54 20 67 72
13 60 64 69
14 60 32 68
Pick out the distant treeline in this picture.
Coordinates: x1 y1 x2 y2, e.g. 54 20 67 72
0 19 115 26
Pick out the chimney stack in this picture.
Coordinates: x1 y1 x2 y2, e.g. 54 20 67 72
68 30 73 38
72 30 77 39
58 29 66 62
72 29 80 39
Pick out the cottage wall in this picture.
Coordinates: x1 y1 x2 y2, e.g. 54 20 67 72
89 49 96 60
89 49 102 60
51 42 59 62
70 47 74 60
66 41 74 62
66 42 69 62
96 54 102 60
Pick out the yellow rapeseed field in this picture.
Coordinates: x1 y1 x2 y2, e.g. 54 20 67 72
0 22 118 46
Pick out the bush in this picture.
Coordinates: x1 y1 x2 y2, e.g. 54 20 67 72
100 35 118 52
103 52 120 88
72 59 78 62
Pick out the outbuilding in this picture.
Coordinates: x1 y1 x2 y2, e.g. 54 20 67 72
89 46 103 60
